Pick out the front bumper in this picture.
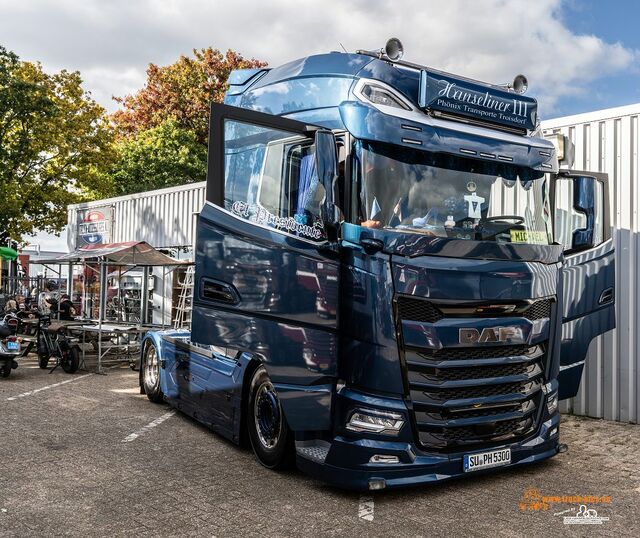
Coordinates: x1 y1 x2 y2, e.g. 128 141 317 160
295 388 560 491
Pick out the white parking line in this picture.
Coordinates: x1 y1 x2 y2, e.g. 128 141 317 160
5 374 93 401
122 410 176 443
358 495 374 521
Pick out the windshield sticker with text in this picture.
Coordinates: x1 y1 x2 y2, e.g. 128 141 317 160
510 230 548 244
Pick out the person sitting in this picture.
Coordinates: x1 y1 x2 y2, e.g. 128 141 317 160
4 299 17 314
58 294 76 321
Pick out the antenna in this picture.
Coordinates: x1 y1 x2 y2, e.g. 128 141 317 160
339 42 347 53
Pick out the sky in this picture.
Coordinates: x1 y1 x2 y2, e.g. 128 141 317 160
1 0 639 250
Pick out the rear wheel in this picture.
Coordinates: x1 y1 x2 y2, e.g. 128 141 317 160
37 334 50 369
142 342 163 403
61 346 80 374
247 366 293 469
0 362 11 378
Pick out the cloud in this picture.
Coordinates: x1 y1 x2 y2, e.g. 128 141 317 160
0 0 636 116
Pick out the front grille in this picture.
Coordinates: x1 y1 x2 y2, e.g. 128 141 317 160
398 298 549 452
417 379 539 401
417 345 535 361
521 299 552 321
421 416 535 444
396 296 443 323
396 296 553 323
415 362 535 382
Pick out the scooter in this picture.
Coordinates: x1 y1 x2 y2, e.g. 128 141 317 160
0 316 21 378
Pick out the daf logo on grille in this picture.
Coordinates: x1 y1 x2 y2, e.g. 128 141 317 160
458 326 525 344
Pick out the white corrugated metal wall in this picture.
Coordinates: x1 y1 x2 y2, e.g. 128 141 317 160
543 103 640 424
67 182 206 251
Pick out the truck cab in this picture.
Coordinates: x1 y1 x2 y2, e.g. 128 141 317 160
140 41 615 490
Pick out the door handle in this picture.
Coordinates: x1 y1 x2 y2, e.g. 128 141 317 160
598 287 614 305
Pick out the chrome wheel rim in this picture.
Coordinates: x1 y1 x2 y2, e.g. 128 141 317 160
254 380 282 449
144 346 158 387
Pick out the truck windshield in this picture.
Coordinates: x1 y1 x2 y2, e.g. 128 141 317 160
356 140 553 245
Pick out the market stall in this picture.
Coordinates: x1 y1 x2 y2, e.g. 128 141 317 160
33 241 189 373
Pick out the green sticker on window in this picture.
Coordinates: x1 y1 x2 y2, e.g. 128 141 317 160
510 230 547 244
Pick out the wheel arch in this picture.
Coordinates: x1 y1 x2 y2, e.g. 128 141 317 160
237 352 334 442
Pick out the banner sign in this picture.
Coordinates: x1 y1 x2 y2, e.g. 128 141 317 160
76 206 113 247
419 70 538 131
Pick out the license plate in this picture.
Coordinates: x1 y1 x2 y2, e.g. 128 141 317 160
463 448 511 472
7 341 20 351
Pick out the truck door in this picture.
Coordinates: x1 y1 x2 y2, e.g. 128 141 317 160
190 104 341 431
553 171 615 399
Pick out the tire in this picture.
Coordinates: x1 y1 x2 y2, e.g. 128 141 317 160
0 362 11 378
61 346 80 374
247 366 293 469
142 342 163 403
37 334 50 369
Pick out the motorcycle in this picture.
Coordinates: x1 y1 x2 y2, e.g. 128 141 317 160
0 315 21 378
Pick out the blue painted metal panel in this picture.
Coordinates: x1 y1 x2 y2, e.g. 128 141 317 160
339 241 405 395
338 102 557 172
192 203 339 389
239 76 354 116
558 240 616 399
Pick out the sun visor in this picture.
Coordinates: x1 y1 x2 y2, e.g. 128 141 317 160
338 101 557 173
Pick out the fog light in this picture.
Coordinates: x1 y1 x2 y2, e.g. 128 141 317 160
549 426 558 438
546 392 559 414
346 409 404 436
369 478 386 490
369 454 400 464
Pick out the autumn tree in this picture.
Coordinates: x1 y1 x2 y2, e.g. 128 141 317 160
112 48 267 145
109 119 207 195
0 46 114 243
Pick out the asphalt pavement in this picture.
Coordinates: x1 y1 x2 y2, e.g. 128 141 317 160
1 356 639 537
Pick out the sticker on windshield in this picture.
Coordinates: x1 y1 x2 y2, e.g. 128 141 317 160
464 192 485 219
510 230 547 244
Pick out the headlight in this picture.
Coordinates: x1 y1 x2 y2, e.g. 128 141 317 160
346 408 404 435
360 83 411 110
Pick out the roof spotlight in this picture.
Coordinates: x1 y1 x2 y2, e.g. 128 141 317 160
383 38 404 61
511 74 528 94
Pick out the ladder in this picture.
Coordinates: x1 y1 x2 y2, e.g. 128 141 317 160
173 265 194 329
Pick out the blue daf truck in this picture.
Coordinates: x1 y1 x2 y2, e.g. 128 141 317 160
140 40 616 490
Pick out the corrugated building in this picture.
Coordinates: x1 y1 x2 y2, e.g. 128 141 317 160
543 104 640 423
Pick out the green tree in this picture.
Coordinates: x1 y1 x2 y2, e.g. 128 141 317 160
110 119 207 195
0 46 114 243
112 47 266 145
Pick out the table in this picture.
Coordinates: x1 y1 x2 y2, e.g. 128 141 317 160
78 323 151 373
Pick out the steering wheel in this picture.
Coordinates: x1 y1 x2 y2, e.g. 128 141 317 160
482 215 525 224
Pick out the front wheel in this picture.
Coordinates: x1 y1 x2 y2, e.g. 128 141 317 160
0 362 11 378
142 342 163 403
247 366 293 469
61 346 80 374
37 334 50 369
